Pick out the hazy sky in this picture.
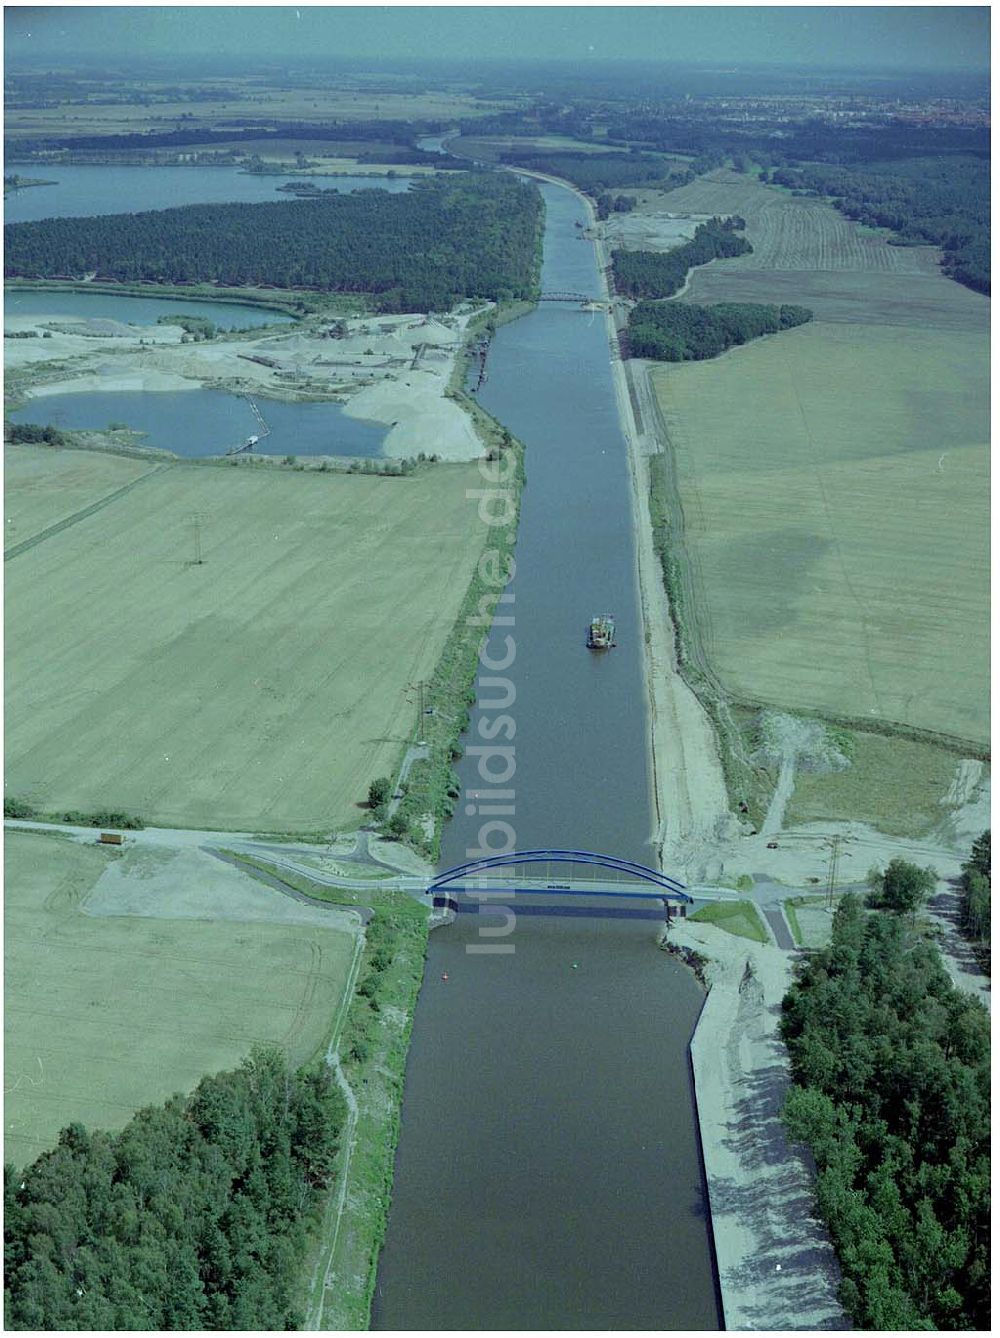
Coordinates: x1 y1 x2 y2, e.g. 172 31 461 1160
5 5 991 72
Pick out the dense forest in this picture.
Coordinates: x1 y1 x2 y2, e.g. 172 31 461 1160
627 300 812 360
781 894 989 1330
3 1048 344 1330
612 217 751 299
3 172 543 311
769 156 989 294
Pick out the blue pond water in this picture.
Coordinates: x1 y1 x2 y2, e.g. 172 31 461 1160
3 162 411 223
8 388 388 458
4 288 293 330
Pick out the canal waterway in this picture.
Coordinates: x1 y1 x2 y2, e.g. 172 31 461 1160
9 388 387 458
372 182 720 1328
3 161 410 222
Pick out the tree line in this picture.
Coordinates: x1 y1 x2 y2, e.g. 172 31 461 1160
781 890 989 1330
611 216 751 300
4 1047 345 1330
627 299 812 361
959 830 990 964
3 172 543 312
7 118 442 156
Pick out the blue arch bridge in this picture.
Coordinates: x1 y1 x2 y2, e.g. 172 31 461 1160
426 849 737 922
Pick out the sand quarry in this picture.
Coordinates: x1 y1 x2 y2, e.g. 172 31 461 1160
5 303 484 461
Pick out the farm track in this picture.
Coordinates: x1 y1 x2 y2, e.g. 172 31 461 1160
4 461 172 560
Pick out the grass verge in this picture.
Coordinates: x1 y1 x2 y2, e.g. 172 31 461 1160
648 450 756 816
226 850 421 913
689 899 769 943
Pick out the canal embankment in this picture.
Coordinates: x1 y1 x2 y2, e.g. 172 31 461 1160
669 916 847 1330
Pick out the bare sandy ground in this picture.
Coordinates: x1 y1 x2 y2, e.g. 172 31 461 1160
672 918 847 1331
6 307 485 461
84 844 361 931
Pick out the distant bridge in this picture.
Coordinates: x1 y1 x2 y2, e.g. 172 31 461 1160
538 291 601 304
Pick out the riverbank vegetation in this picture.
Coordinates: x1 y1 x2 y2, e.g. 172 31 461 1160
4 1046 346 1329
628 299 812 361
781 894 989 1330
391 427 525 860
4 172 543 312
612 217 750 299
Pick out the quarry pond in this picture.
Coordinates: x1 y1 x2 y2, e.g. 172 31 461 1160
9 388 389 458
4 287 295 330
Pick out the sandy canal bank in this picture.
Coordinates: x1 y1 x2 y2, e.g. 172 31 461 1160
5 307 486 462
669 917 847 1330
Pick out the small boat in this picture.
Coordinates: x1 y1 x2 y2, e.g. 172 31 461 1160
587 614 616 649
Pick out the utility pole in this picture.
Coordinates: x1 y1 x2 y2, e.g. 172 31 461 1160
190 512 209 566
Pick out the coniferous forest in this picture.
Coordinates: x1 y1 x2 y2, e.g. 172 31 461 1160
781 895 989 1331
4 1049 344 1330
611 217 751 300
3 173 543 311
627 300 812 360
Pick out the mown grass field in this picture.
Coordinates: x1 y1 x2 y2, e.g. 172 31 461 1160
3 831 356 1170
5 456 486 830
652 321 989 746
4 444 159 550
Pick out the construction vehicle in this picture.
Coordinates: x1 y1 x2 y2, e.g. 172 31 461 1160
587 614 616 649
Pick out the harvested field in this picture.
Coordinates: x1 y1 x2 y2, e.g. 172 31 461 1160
4 830 356 1169
4 444 157 550
652 320 989 745
5 456 486 829
646 170 938 275
682 267 988 332
619 170 988 332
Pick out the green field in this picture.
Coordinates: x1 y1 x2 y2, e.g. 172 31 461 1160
4 444 159 550
5 455 487 830
652 320 988 746
3 831 356 1170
